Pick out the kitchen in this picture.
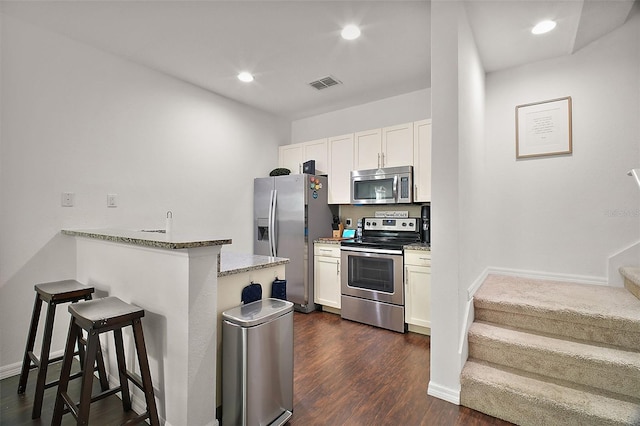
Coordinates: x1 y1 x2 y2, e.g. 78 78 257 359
2 1 639 426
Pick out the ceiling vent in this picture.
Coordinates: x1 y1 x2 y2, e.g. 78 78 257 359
309 76 342 90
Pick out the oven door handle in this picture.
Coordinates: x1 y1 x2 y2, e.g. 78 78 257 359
340 246 403 256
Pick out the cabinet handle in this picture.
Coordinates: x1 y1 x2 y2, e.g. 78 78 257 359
299 163 302 174
405 266 409 284
377 153 381 168
419 257 429 261
381 152 385 167
415 184 418 199
336 261 340 275
319 249 333 253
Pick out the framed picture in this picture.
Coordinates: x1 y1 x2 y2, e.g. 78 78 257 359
516 96 572 159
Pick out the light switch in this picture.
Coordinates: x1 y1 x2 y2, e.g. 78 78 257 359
61 192 75 207
107 194 118 208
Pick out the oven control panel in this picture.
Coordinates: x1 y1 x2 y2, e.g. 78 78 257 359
362 217 418 231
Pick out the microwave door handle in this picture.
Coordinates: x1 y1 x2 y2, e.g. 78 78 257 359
393 175 399 201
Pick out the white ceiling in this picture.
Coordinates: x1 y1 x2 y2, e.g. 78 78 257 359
1 0 636 120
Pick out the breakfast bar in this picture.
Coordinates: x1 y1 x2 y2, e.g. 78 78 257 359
62 228 231 426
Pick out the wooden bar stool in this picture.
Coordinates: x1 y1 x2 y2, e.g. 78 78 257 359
17 279 109 419
52 296 160 426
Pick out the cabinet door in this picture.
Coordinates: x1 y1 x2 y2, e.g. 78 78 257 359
303 138 328 174
382 122 414 168
328 133 354 204
405 264 431 328
279 144 303 174
413 119 432 202
314 256 341 309
354 128 382 170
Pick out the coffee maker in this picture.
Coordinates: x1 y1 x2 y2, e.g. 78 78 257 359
421 204 430 245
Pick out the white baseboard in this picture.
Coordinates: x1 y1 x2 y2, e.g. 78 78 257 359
0 349 66 380
427 380 460 405
483 267 607 287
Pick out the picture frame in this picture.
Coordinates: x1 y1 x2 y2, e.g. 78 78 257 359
516 96 572 159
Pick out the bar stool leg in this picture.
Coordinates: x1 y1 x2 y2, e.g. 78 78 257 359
75 294 109 392
76 331 100 425
132 318 159 426
52 317 80 426
113 328 132 411
95 336 109 391
31 300 57 419
17 293 42 394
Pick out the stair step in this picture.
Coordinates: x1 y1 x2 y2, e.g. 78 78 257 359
474 274 640 350
469 322 640 399
621 266 640 301
461 360 640 426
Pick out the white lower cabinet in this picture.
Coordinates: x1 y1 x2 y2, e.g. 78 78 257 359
404 250 431 334
314 243 341 309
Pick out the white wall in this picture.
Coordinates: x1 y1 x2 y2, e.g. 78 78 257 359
484 11 640 282
0 15 288 373
290 88 431 143
429 1 639 406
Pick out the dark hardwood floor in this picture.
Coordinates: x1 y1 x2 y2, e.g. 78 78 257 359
290 310 512 426
1 310 512 425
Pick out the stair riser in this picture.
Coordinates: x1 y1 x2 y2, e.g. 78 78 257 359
469 337 640 399
623 276 640 301
460 376 631 426
475 308 640 351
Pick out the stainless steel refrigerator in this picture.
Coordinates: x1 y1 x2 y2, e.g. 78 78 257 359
254 174 333 313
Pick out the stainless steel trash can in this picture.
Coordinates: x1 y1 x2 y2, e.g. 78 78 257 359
222 298 294 426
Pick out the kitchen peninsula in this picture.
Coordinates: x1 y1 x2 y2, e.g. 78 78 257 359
61 228 252 426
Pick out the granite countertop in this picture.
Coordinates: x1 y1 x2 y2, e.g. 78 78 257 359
218 252 289 277
314 238 344 245
403 243 431 252
62 228 232 250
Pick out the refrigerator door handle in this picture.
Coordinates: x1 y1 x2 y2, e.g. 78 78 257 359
270 189 278 257
268 189 274 256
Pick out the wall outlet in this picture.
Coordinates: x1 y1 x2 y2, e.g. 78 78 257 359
61 192 75 207
345 218 352 228
107 193 118 208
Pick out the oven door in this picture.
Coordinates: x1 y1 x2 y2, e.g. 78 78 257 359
340 247 404 305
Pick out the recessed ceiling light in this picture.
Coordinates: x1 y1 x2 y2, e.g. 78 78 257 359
532 20 557 35
341 24 361 41
237 71 254 82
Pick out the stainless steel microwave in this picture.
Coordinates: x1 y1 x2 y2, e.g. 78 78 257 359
350 166 413 204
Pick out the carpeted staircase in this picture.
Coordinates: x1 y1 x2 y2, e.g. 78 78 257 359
461 273 640 426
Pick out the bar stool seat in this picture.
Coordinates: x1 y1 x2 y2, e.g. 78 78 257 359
52 296 160 426
18 279 108 419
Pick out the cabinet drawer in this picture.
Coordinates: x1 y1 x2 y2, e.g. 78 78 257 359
404 250 431 267
314 243 341 258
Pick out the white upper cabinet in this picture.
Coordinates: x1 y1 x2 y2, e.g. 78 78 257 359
354 128 382 170
354 123 414 170
278 138 328 174
382 122 414 168
278 119 429 204
328 133 355 205
279 144 304 174
303 138 329 173
413 119 432 202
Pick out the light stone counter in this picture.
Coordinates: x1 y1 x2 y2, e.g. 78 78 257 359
218 252 289 277
63 228 231 426
404 243 431 252
62 228 231 250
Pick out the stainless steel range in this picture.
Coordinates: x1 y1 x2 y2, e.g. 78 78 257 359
340 217 421 333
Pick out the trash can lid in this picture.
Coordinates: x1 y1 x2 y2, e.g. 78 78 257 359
222 298 294 327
